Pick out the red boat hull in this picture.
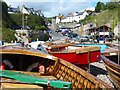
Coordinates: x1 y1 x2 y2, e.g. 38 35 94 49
51 51 100 64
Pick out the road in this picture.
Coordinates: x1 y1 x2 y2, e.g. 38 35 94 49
48 26 68 41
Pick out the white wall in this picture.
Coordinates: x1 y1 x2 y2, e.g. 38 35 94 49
22 7 29 14
56 17 60 24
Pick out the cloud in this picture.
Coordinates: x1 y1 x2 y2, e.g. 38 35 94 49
4 0 110 17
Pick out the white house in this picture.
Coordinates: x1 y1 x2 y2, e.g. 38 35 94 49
55 14 64 24
60 10 88 23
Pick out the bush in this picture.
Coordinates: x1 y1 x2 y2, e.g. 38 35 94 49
106 2 120 10
2 21 9 28
2 28 16 42
35 25 47 31
29 31 49 41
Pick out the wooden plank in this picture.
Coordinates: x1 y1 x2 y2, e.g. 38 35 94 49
1 83 43 88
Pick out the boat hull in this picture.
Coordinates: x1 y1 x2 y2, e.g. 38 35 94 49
51 50 100 64
101 55 120 88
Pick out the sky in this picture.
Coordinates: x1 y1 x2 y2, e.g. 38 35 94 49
4 0 110 17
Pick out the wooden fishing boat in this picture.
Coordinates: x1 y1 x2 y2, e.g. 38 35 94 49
101 46 120 88
102 46 120 64
47 44 101 66
0 45 112 89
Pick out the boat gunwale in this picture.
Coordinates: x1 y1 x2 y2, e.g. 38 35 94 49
49 46 100 54
47 44 69 49
53 59 113 88
0 45 58 61
101 55 120 68
101 55 120 88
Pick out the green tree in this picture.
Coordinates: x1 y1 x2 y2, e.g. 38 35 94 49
29 31 49 41
1 0 16 28
10 14 47 30
95 2 106 13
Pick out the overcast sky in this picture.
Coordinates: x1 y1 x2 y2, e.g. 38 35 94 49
4 0 110 17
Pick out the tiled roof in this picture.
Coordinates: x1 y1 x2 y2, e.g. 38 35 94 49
23 6 43 16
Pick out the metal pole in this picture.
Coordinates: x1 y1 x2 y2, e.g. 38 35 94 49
26 16 28 27
22 13 24 30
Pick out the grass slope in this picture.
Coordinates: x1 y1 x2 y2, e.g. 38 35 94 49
81 8 119 31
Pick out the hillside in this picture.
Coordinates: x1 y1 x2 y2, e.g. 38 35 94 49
1 0 49 42
10 14 47 30
1 0 47 30
80 3 119 31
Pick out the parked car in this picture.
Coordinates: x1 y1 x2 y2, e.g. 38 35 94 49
46 28 52 34
80 35 89 42
55 26 68 33
68 33 79 39
61 29 71 36
97 37 105 43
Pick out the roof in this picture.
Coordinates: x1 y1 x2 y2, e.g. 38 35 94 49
86 24 111 31
8 7 19 13
96 25 112 29
23 6 43 16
